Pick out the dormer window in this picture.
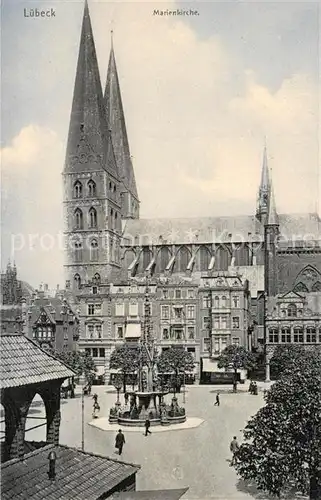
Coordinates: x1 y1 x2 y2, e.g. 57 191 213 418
287 304 297 317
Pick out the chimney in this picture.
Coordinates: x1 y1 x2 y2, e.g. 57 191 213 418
47 450 57 480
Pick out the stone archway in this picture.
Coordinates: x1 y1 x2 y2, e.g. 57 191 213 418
1 379 62 461
25 393 47 443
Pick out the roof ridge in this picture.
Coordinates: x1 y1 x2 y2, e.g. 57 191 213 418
1 444 54 468
66 445 141 468
2 334 76 375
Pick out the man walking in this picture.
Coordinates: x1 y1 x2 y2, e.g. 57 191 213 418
144 418 152 436
230 436 240 466
115 429 125 455
214 392 220 406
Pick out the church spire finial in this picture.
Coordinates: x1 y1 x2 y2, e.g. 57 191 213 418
267 168 278 226
104 37 140 216
256 142 270 223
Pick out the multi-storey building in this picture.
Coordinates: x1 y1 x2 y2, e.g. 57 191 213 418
62 1 321 384
109 281 157 345
265 289 321 380
25 289 79 353
198 273 252 383
156 277 199 379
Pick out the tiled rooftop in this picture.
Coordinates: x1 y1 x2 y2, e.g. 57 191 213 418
1 444 140 500
0 334 75 388
122 213 320 246
110 488 189 499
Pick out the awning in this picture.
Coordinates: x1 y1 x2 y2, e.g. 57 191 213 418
202 358 225 373
111 488 189 500
125 323 141 339
202 359 247 378
95 366 105 376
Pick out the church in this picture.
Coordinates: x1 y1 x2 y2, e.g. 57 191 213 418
63 1 321 382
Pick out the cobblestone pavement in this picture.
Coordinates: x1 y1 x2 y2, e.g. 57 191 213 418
25 384 273 500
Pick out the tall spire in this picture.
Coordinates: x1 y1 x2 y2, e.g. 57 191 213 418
260 144 270 192
104 41 139 202
267 170 278 226
65 1 116 176
256 144 270 223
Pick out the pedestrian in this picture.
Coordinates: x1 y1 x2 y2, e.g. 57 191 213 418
144 418 152 436
230 436 240 466
214 392 220 406
92 401 100 419
93 393 98 404
115 429 125 455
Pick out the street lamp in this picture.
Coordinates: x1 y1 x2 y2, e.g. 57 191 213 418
81 373 85 451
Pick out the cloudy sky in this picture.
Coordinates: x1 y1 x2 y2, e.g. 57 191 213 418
1 0 320 288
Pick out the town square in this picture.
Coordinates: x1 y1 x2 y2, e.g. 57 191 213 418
26 384 269 499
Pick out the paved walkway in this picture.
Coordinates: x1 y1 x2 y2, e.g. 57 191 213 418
25 383 279 499
89 416 204 433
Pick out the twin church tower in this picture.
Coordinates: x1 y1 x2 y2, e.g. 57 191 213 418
63 1 139 287
63 0 281 295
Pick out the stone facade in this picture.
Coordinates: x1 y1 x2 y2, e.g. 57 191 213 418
265 290 321 381
63 2 321 383
24 290 79 352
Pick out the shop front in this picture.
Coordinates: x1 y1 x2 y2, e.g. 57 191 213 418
200 358 246 384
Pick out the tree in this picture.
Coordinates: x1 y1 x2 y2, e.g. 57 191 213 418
270 344 306 379
113 374 123 404
217 345 257 392
235 351 321 499
51 350 96 384
157 346 195 395
110 345 140 393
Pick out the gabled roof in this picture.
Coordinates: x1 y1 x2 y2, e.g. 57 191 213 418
1 444 140 500
111 488 189 500
104 43 139 199
28 296 78 326
34 306 56 326
279 290 305 300
0 334 74 388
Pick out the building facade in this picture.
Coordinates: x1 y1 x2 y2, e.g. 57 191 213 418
62 1 321 383
265 290 321 380
25 290 79 352
199 273 252 383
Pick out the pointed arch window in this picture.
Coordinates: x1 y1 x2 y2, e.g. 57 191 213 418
312 281 321 292
93 273 101 285
287 304 297 317
74 208 83 230
87 180 96 198
74 241 82 262
88 207 97 228
74 274 81 289
199 247 211 271
90 239 98 261
73 181 82 199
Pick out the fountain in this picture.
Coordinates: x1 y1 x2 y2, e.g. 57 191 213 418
109 280 186 427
